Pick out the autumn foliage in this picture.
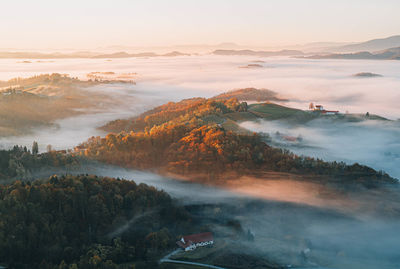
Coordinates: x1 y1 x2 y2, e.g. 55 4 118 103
102 97 247 133
77 98 395 185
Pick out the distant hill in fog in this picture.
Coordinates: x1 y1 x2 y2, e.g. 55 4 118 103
329 35 400 53
353 72 383 78
92 51 190 58
213 49 304 57
213 88 288 102
0 51 98 59
306 47 400 60
0 51 190 59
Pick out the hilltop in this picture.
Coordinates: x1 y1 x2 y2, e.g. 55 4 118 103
101 90 383 134
84 95 395 188
331 35 400 53
353 72 383 78
213 88 288 102
306 46 400 60
0 73 132 136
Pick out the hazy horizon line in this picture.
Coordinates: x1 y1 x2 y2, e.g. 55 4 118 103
2 33 400 53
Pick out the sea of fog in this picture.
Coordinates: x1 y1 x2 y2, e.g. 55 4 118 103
2 56 400 268
1 55 400 118
0 55 399 177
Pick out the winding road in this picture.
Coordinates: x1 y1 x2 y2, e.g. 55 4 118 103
160 249 227 269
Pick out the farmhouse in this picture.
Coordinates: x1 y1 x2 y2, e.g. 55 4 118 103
176 232 214 251
313 104 339 115
282 135 298 142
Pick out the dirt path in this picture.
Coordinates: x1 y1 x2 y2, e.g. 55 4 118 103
160 249 227 269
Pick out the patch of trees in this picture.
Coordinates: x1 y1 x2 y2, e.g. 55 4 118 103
0 73 80 88
101 97 247 133
0 175 192 268
0 145 79 182
213 87 288 102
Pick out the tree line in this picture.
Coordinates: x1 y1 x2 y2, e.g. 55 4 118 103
0 144 80 183
0 175 193 268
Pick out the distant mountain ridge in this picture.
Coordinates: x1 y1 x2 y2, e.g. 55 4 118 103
0 51 190 59
213 49 304 57
307 46 400 60
330 35 400 53
92 51 190 58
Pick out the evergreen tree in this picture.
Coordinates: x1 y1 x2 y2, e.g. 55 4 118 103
32 141 39 155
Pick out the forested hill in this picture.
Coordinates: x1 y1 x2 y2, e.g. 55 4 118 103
78 97 396 187
0 73 135 137
0 145 80 183
0 175 191 268
100 88 292 134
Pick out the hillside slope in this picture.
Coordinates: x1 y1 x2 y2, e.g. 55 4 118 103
333 35 400 52
307 46 400 60
0 175 192 268
83 96 396 187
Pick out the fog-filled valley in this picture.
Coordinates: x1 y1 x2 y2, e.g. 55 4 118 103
241 118 400 178
1 55 400 269
27 163 400 269
1 55 400 119
1 56 399 174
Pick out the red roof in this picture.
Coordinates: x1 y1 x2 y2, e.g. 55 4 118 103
183 232 213 243
282 135 297 142
177 232 213 248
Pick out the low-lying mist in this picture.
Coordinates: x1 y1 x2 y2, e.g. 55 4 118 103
241 118 400 179
1 55 400 152
1 55 400 118
2 54 400 268
47 164 400 269
0 83 169 151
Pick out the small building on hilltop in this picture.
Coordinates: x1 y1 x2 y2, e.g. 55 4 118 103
313 104 339 115
176 232 214 251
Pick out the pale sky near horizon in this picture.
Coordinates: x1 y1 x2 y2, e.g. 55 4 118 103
1 0 400 49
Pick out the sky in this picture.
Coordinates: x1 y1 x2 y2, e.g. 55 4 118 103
1 0 400 49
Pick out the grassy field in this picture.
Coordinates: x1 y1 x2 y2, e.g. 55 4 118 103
248 103 312 121
224 111 259 122
246 103 388 124
221 119 253 134
338 113 388 122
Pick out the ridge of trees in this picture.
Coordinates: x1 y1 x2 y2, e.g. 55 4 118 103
0 73 78 88
0 145 80 183
0 175 193 268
